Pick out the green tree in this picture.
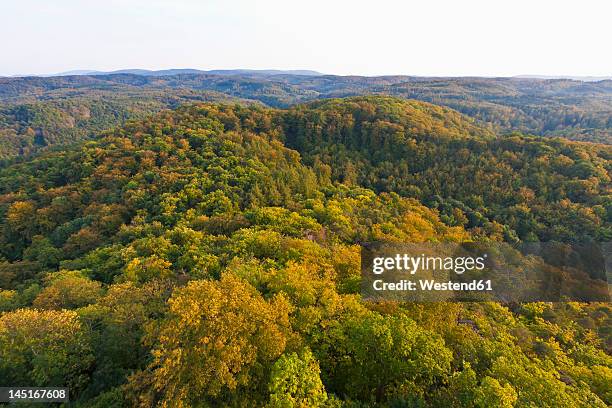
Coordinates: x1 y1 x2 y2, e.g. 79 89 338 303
474 377 517 408
0 309 94 391
268 349 328 408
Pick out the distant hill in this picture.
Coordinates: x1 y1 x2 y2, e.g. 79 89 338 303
53 68 324 77
515 75 612 82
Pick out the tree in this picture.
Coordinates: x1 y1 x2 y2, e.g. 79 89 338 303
33 270 102 310
474 377 517 408
0 309 94 392
6 201 37 240
135 273 294 407
78 281 171 397
315 311 453 402
267 349 328 408
23 235 61 268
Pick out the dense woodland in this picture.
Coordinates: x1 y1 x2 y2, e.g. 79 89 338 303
0 87 243 161
0 96 610 406
1 73 611 160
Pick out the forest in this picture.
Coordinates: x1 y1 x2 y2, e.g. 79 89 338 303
1 72 611 161
0 96 610 407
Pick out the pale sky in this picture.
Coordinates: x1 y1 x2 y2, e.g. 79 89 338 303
1 0 611 77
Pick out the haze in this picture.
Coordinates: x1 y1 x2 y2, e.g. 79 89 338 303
1 0 611 77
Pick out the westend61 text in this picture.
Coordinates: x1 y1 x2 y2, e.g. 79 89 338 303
372 279 493 291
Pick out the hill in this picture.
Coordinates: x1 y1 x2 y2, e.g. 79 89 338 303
1 73 611 161
0 96 610 406
0 84 253 161
515 75 612 81
47 68 325 77
281 97 611 242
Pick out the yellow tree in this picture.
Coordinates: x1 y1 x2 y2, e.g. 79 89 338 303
33 270 102 310
136 273 294 407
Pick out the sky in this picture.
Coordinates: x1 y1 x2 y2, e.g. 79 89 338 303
1 0 611 77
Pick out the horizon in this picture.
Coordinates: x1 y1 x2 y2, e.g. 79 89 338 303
2 0 611 78
4 67 612 80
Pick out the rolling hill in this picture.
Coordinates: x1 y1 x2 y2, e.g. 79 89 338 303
1 72 611 161
0 96 610 406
